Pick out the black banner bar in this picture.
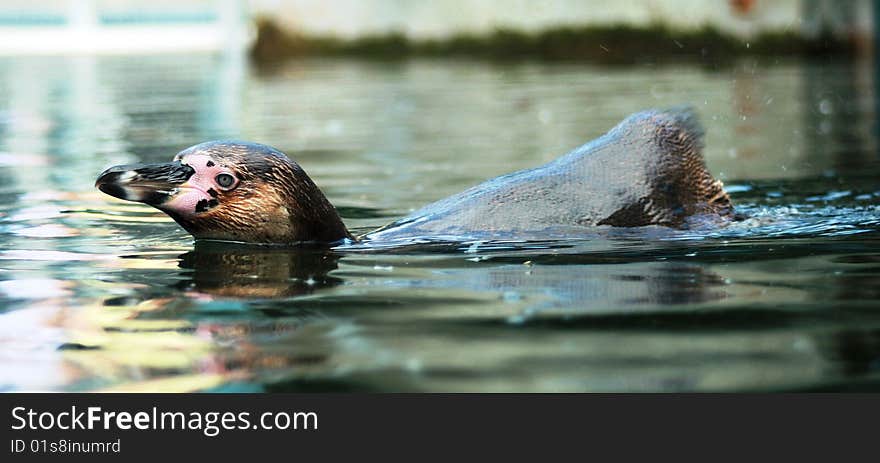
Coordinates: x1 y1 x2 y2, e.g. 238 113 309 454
2 394 877 460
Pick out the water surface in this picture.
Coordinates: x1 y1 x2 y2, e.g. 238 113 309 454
0 54 878 391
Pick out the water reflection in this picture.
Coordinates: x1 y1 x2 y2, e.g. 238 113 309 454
3 240 878 392
177 242 342 298
816 328 880 381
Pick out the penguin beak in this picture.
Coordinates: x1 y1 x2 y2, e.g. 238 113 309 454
95 161 195 206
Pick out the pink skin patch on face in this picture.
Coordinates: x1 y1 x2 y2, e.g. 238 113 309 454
160 153 238 217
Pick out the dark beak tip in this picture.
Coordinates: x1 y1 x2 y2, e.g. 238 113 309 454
95 164 135 200
95 164 127 185
96 182 128 201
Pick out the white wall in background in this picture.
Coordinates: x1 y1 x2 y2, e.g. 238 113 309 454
249 0 810 38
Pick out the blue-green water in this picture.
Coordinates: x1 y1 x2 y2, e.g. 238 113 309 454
1 54 878 391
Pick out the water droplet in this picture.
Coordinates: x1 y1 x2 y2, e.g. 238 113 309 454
724 184 752 193
538 109 552 125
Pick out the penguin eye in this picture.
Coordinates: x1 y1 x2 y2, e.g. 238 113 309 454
215 173 236 190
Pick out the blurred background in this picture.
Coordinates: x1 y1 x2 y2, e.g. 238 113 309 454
0 1 874 54
0 1 879 392
0 0 876 180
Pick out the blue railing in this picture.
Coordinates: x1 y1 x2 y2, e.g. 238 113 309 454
0 14 68 26
100 11 218 25
0 11 220 27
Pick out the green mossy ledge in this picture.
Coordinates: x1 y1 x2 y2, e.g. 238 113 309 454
250 18 855 64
